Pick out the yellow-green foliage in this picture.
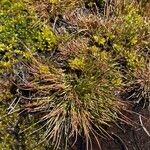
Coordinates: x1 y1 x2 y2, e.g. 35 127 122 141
0 0 58 72
92 4 150 71
0 110 17 149
69 57 85 70
0 80 15 149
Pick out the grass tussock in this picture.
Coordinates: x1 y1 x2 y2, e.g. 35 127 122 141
9 55 125 149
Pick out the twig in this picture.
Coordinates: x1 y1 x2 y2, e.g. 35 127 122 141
53 16 58 31
139 115 150 137
111 132 128 150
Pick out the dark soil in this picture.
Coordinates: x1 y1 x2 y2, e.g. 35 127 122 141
100 110 150 150
72 101 150 150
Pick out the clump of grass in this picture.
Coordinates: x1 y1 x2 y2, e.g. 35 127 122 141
8 52 126 149
122 61 150 112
